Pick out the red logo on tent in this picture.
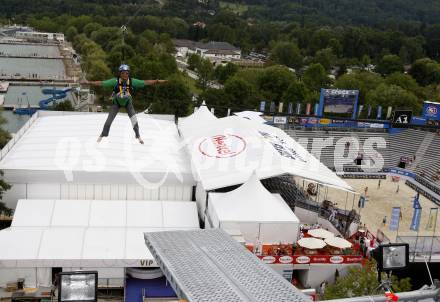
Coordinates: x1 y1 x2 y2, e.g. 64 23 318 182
198 134 246 158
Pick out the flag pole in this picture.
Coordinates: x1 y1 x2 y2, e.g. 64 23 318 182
396 207 401 241
428 208 438 262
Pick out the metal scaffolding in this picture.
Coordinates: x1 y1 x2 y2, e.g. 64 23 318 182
144 229 309 302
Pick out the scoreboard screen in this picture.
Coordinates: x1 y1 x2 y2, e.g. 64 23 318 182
319 89 359 118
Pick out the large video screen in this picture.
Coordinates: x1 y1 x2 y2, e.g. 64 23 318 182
321 89 359 117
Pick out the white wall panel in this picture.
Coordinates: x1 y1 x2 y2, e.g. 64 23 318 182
27 184 60 199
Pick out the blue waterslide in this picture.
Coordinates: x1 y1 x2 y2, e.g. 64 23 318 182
14 87 72 115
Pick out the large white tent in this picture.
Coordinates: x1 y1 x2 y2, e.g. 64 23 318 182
207 174 300 244
0 112 195 209
179 107 353 192
0 199 199 268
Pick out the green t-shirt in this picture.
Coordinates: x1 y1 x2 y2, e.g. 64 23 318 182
101 77 145 106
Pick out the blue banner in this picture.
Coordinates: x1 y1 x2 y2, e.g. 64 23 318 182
389 207 401 231
382 167 416 179
413 193 421 209
367 105 372 118
410 207 422 231
377 106 382 119
259 101 266 112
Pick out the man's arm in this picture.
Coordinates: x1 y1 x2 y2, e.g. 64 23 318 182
144 80 168 85
80 80 102 86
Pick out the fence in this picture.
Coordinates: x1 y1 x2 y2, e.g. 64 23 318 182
397 235 440 260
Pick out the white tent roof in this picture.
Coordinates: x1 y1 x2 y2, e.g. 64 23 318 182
233 111 267 124
178 103 217 137
0 199 199 267
179 115 352 192
209 173 299 223
0 113 194 185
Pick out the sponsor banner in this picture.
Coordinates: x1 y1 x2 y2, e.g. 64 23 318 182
306 103 312 115
383 168 416 179
314 103 319 116
279 102 284 113
358 196 366 208
386 106 393 119
426 208 438 231
392 110 413 127
259 101 266 112
288 102 294 114
340 174 386 179
296 103 302 115
410 207 422 231
377 106 383 119
259 131 307 162
319 118 331 125
389 207 401 231
358 105 364 117
257 255 363 265
270 102 276 113
411 116 427 126
273 116 287 124
423 101 440 120
198 134 246 158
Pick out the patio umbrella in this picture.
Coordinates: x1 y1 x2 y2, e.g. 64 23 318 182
308 228 334 239
297 237 326 249
325 237 352 249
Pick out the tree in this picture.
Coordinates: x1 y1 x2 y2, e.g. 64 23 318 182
200 88 231 117
187 53 202 71
214 63 239 84
376 55 403 76
0 113 11 217
258 65 296 105
335 72 384 102
53 100 74 111
324 259 411 300
269 41 303 69
224 77 257 110
282 81 309 104
65 26 78 42
313 48 337 71
150 75 192 117
366 83 421 113
196 58 214 90
303 63 331 92
409 58 440 86
83 22 103 37
385 73 421 96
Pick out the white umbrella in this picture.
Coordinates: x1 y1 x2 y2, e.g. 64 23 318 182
297 237 326 249
325 237 352 249
308 228 334 239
